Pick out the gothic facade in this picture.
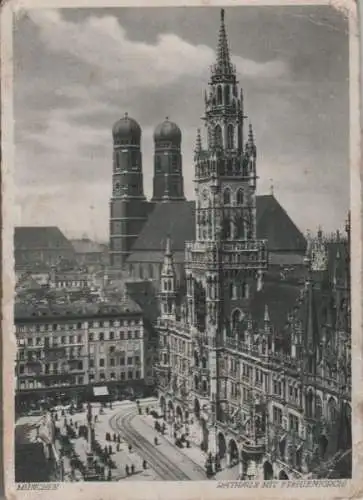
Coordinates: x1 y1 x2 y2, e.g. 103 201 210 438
155 9 351 480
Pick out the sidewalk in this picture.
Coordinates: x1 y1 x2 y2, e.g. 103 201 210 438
133 412 206 479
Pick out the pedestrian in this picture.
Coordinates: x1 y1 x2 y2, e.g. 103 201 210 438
131 464 135 475
142 459 147 470
107 468 112 481
95 414 98 423
113 433 116 442
128 443 132 453
125 464 129 476
154 436 158 446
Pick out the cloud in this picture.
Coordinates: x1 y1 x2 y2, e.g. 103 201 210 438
27 9 288 92
13 7 349 240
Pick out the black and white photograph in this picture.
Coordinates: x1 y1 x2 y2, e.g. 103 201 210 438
8 1 356 488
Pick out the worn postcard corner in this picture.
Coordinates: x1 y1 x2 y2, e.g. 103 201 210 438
0 0 361 499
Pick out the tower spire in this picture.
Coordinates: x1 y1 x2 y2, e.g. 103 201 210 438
246 123 256 157
195 128 202 153
216 8 232 74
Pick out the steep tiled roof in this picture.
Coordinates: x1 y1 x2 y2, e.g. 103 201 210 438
130 201 196 252
15 226 74 251
14 298 141 321
249 279 302 334
127 196 306 263
255 195 306 252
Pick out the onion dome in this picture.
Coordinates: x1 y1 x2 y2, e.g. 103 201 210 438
153 117 182 146
112 112 141 145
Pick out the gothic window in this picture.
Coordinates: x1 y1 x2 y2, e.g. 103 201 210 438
223 188 231 206
235 216 245 239
222 218 231 239
236 188 244 205
224 85 230 105
315 395 323 419
231 309 243 331
227 124 234 149
217 85 223 105
327 397 338 422
305 390 313 418
215 125 223 148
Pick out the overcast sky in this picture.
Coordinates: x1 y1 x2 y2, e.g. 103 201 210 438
13 6 349 242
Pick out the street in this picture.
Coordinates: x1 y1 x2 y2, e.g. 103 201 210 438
108 404 207 480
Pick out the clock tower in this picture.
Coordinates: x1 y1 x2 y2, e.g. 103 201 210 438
184 8 268 453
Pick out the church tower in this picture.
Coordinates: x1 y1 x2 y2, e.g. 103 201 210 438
109 113 148 268
152 118 185 202
185 9 268 453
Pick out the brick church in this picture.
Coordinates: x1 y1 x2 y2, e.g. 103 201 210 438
108 22 306 284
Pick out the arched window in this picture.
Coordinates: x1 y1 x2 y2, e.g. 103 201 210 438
231 309 242 331
315 394 323 419
227 124 234 149
215 125 223 148
236 188 244 205
223 188 231 205
217 86 223 105
305 390 313 418
224 85 230 105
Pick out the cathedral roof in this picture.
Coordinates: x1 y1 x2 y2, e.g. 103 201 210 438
153 118 182 145
127 195 306 263
256 195 307 252
112 113 141 144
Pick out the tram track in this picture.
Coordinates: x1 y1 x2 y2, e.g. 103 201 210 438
109 408 206 481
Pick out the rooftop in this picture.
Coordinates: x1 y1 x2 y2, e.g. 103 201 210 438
15 297 142 321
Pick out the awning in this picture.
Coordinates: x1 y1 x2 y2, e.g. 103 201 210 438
93 386 109 397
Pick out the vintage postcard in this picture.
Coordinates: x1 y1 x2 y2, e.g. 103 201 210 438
1 0 361 499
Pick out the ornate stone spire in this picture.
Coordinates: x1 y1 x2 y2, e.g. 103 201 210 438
216 9 232 74
246 123 256 157
194 128 202 153
161 235 175 276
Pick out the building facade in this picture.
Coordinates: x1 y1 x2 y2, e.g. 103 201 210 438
15 301 149 412
155 9 351 480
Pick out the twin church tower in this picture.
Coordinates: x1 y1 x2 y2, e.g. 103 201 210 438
109 115 185 268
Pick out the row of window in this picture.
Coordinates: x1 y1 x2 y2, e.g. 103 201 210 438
272 406 300 433
18 369 142 390
89 370 140 382
89 330 141 341
17 329 142 347
19 348 82 361
19 361 83 375
89 355 140 368
16 318 141 333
